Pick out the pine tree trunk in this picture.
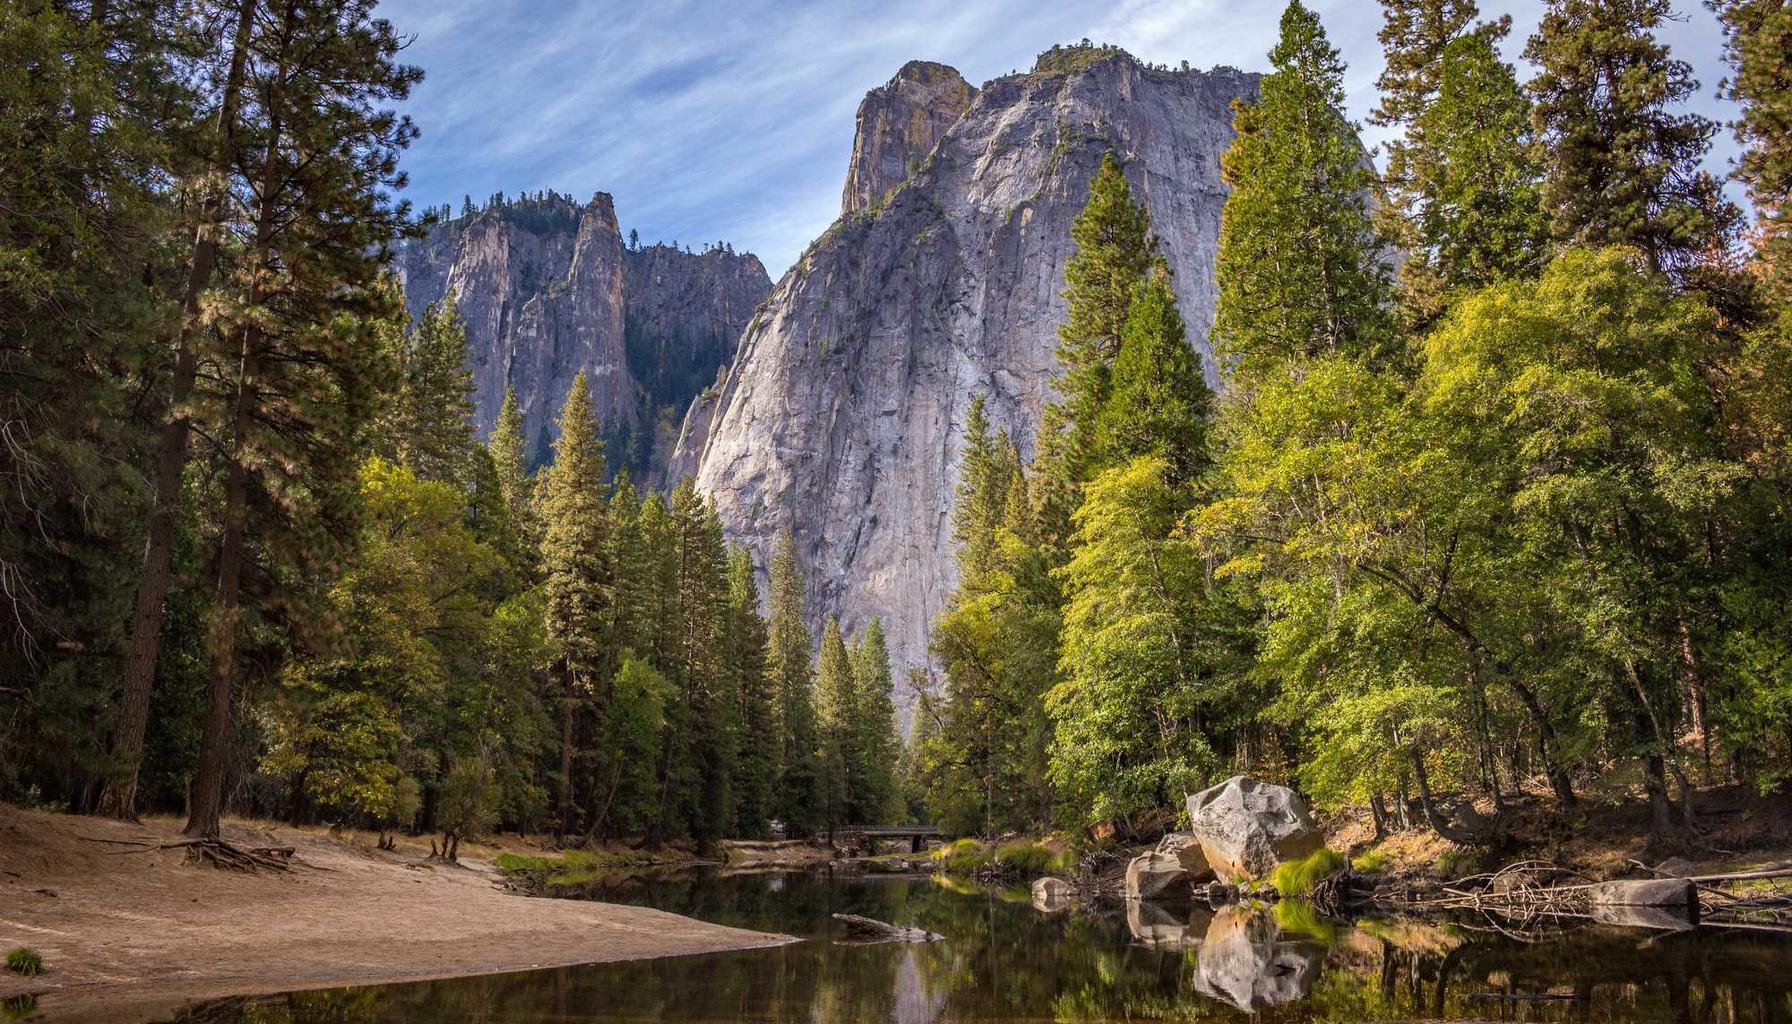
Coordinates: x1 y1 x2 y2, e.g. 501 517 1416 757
558 683 575 836
184 338 256 840
100 0 258 822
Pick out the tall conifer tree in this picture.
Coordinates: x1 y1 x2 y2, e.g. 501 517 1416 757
766 532 820 834
1213 0 1392 391
184 0 421 838
813 617 856 832
1712 0 1792 295
849 618 899 822
1525 0 1740 278
537 373 611 834
725 547 776 836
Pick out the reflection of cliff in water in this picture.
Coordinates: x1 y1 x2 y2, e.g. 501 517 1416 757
181 872 1792 1024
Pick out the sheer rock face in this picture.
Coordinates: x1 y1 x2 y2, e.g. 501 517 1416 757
841 61 977 218
674 53 1260 707
393 195 769 467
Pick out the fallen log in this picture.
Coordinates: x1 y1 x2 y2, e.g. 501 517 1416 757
831 913 942 942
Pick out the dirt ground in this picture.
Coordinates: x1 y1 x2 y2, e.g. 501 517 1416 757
0 805 791 1023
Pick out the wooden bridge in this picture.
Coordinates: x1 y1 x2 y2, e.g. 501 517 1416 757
837 824 944 853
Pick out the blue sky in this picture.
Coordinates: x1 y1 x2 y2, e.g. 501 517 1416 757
378 0 1742 277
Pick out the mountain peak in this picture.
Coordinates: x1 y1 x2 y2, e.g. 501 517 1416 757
841 61 976 218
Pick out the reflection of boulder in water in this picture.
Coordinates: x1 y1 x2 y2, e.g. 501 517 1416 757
1032 876 1075 913
1193 907 1320 1010
1126 900 1202 951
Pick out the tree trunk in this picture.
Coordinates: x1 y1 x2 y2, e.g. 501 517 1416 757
1369 791 1389 841
1410 750 1447 832
183 336 256 840
99 0 258 821
557 681 575 836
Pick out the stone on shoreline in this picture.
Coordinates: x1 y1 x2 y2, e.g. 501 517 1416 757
1187 776 1320 883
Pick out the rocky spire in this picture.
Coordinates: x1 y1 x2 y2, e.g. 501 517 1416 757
841 60 976 217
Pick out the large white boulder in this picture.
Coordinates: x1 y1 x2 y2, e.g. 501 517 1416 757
1187 776 1321 883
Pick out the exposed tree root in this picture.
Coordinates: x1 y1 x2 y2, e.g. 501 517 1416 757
77 833 294 871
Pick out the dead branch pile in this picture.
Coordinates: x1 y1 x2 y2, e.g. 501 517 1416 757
1375 860 1597 921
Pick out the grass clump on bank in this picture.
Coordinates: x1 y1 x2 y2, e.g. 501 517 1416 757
495 849 663 886
993 840 1075 876
932 838 1075 878
4 948 42 977
932 838 991 873
1351 848 1390 875
1269 847 1347 897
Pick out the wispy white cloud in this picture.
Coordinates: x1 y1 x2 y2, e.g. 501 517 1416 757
379 0 1743 277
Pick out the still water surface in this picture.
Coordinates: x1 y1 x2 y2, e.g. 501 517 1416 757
176 868 1792 1022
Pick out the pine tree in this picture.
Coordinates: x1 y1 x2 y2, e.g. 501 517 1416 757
1525 0 1740 279
1050 457 1224 825
1712 0 1792 295
953 397 1009 580
1410 32 1547 299
652 483 735 846
849 618 899 822
537 373 612 834
1034 154 1158 540
487 387 539 579
725 546 777 836
102 0 258 820
766 532 820 835
1213 0 1392 391
813 617 856 832
1368 0 1495 259
184 0 421 838
1091 272 1213 486
384 295 476 485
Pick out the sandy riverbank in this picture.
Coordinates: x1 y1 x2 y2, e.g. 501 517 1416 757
0 805 792 1022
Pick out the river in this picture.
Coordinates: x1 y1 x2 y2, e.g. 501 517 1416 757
177 867 1792 1022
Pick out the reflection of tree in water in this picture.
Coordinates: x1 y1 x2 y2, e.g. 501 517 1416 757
196 873 1792 1024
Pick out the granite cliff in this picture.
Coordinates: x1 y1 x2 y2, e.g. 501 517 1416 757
673 48 1261 705
393 192 770 476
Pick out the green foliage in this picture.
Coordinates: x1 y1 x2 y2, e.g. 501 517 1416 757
1035 152 1158 535
1712 0 1792 299
1403 31 1547 319
1091 272 1213 486
1269 846 1348 896
1525 0 1740 279
1214 1 1393 387
379 295 477 485
848 619 901 822
992 840 1075 877
1049 457 1224 824
4 948 41 978
932 838 993 873
767 533 821 835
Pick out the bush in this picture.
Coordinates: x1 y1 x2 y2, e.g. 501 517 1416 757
4 948 42 977
1268 847 1347 897
992 840 1071 876
932 838 992 873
